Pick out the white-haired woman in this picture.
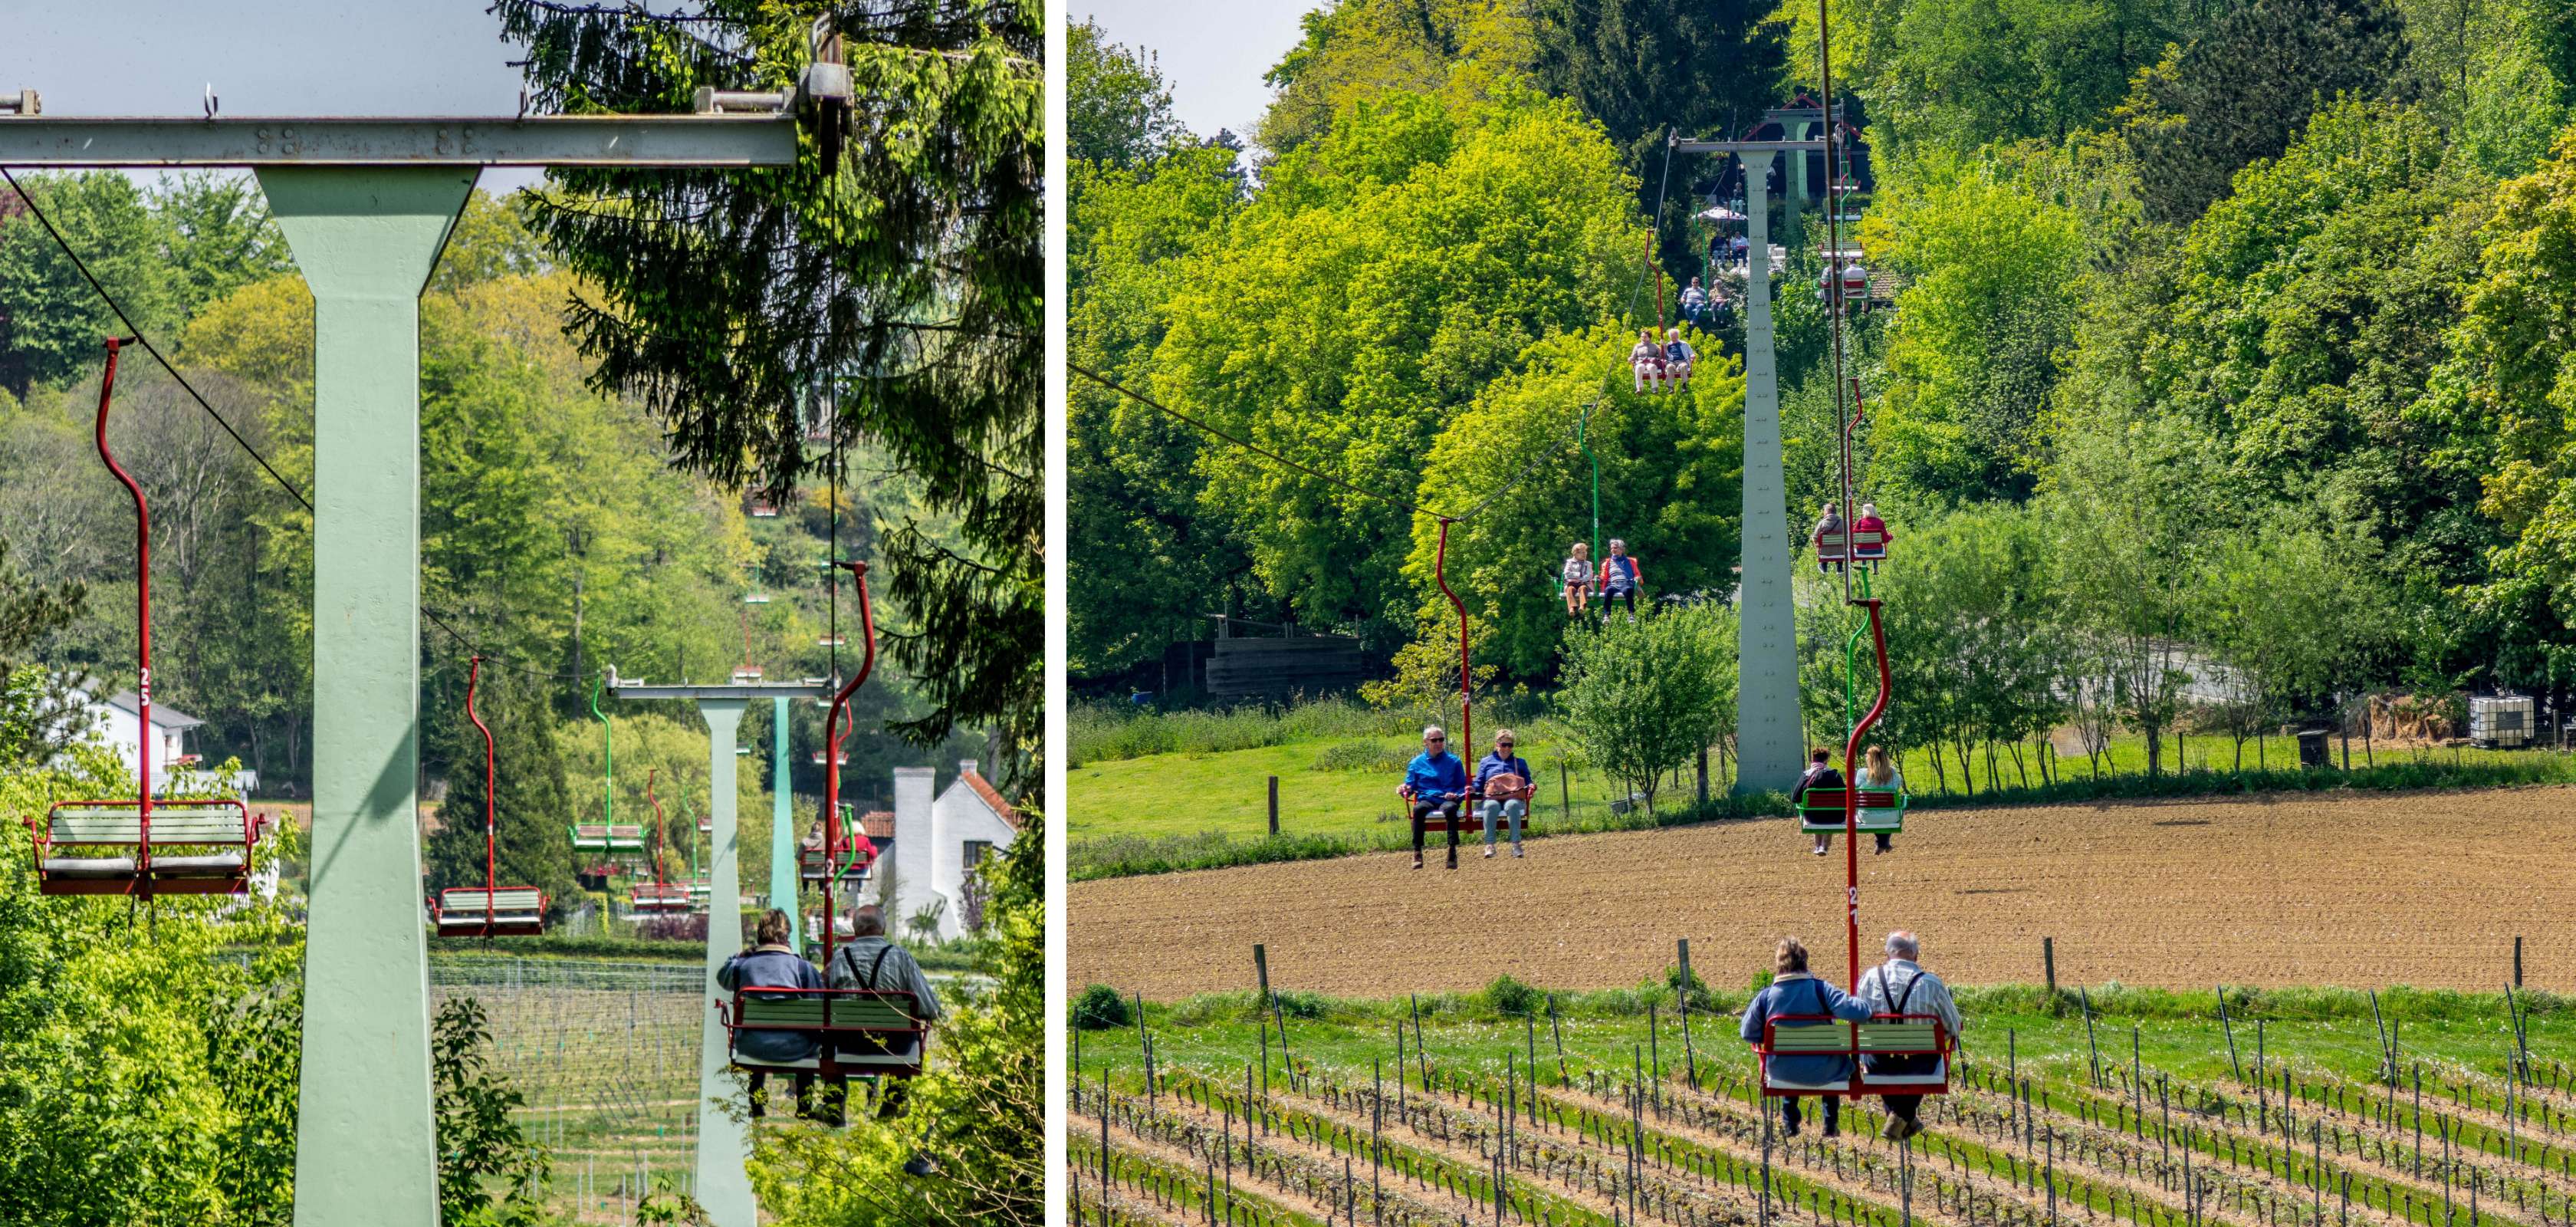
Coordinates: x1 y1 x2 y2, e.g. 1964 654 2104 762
1398 725 1469 870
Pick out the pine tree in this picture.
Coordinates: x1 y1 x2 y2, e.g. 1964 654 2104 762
2121 0 2417 223
488 0 1040 785
427 666 577 914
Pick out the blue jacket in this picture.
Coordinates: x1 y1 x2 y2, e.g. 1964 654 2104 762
1601 554 1641 593
1473 752 1533 798
1741 972 1874 1086
718 944 824 1063
1402 751 1468 803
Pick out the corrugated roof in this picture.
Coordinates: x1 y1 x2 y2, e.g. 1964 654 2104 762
101 690 204 730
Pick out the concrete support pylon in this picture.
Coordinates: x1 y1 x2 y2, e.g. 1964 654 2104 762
695 699 756 1225
1733 151 1806 792
264 165 477 1227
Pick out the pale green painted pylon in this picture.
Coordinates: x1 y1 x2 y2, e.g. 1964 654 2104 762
261 166 476 1227
695 699 756 1225
770 696 796 949
1733 150 1806 793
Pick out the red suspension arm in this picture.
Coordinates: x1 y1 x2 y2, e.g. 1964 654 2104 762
1842 598 1891 989
1433 519 1469 757
467 656 497 930
94 337 151 880
820 560 876 973
646 768 666 891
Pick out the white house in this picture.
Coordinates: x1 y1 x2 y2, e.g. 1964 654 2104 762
84 686 203 792
874 759 1020 945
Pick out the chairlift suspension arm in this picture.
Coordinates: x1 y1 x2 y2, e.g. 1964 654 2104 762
591 671 613 831
468 656 497 922
1434 519 1470 756
94 336 152 876
1843 598 1891 989
646 768 667 890
820 559 876 972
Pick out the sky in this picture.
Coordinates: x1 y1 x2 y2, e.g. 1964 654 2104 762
1073 0 1314 144
2 1 550 191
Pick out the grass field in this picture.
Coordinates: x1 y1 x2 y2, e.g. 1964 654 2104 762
1069 723 2576 882
1072 984 2576 1227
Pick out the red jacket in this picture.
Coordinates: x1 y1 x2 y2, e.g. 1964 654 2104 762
1852 515 1889 544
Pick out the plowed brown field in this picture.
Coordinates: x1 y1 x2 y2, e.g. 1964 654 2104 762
1070 787 2576 999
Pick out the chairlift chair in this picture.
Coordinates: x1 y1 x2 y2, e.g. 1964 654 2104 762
1794 785 1908 834
748 494 779 518
626 768 689 914
431 656 550 937
1754 1013 1953 1097
718 986 929 1080
23 338 273 899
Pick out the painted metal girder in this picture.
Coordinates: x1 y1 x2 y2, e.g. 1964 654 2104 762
0 115 795 166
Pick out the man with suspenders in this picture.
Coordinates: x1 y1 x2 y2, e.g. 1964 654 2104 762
1855 930 1963 1139
826 903 947 1173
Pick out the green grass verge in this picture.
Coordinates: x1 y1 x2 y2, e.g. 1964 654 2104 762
1070 735 2576 880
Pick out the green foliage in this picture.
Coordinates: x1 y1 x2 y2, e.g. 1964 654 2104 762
1870 152 2085 504
0 538 90 765
1554 604 1736 814
2118 0 2417 222
1257 0 1540 156
1408 330 1749 673
153 173 295 319
1484 974 1543 1018
1529 0 1786 271
1070 18 1188 168
493 0 1043 778
430 998 550 1225
1073 982 1132 1031
0 171 180 400
0 758 304 1224
1157 89 1642 646
1874 0 2187 152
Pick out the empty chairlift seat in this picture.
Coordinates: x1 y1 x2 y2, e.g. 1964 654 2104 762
569 823 646 854
629 881 692 914
720 987 930 1078
1795 786 1907 834
28 800 271 895
433 887 548 937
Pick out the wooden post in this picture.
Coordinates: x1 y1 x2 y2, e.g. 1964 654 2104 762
2043 938 2056 996
1679 938 1697 1084
2515 936 2525 989
1268 775 1280 836
1697 747 1710 809
1549 994 1569 1087
1560 761 1571 823
2080 988 2101 1087
2217 985 2241 1080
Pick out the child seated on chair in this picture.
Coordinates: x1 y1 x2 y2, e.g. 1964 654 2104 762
1561 542 1594 619
1631 327 1667 393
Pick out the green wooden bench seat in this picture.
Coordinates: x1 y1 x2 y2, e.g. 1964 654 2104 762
1795 788 1907 833
629 883 690 913
1757 1015 1952 1094
567 823 646 852
434 887 547 936
29 801 268 896
724 990 928 1075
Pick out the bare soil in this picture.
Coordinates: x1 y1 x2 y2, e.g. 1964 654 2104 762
1069 788 2576 999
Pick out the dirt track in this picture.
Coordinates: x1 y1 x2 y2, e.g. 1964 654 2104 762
1069 787 2576 999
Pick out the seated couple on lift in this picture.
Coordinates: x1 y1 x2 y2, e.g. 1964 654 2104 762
1812 502 1891 570
1630 327 1698 393
1791 745 1905 856
718 906 945 1174
1398 725 1533 869
1742 932 1963 1140
1562 540 1644 623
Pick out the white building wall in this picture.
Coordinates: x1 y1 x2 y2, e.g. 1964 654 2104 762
889 766 938 940
927 761 1019 942
90 702 187 791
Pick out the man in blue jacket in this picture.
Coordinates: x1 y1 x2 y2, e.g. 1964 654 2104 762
1741 936 1874 1137
1400 725 1469 870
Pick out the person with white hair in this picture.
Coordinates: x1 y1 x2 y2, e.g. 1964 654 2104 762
1399 725 1470 870
1853 929 1963 1139
825 903 947 1173
1598 538 1644 623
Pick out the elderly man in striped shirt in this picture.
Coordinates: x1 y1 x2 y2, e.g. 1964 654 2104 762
1855 929 1963 1139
